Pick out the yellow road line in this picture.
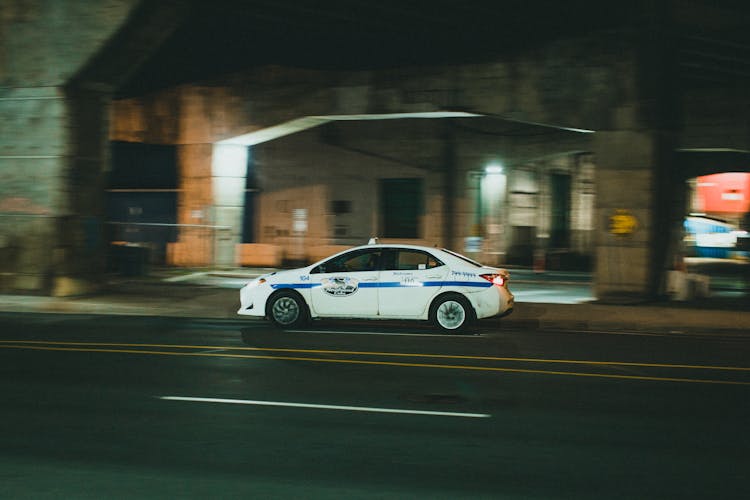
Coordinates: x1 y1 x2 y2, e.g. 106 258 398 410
1 343 749 386
0 339 749 372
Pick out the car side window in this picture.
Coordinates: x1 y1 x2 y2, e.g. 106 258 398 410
311 250 380 274
383 250 444 271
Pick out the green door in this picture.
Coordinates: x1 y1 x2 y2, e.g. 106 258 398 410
550 173 571 249
380 178 423 238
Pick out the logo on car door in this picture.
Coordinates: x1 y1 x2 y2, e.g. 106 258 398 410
322 277 359 296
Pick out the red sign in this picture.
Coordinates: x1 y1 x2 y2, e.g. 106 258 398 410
696 173 750 214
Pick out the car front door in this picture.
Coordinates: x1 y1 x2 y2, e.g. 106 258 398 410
378 249 448 317
308 249 380 317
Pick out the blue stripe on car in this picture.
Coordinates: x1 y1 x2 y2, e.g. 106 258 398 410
271 281 491 290
361 282 393 288
424 281 491 287
270 283 317 289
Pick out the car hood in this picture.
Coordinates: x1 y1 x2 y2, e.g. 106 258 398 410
265 268 307 282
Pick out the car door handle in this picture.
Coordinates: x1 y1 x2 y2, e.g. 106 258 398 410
427 275 442 279
361 277 378 281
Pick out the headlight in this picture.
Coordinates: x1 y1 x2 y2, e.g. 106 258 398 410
246 278 266 288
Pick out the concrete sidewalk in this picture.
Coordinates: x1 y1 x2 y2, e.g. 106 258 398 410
0 268 748 335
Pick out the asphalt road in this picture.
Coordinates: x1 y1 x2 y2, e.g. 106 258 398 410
1 313 749 499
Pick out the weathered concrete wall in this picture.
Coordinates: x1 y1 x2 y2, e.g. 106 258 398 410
0 0 186 294
0 1 139 294
253 129 444 257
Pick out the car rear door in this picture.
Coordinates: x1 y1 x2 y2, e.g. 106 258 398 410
378 249 448 317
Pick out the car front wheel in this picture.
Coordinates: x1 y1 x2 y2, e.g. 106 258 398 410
267 291 308 329
430 294 473 332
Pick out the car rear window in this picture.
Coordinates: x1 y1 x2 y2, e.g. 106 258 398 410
441 248 483 267
385 250 443 271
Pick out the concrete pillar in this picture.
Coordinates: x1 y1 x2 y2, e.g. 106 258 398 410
0 0 186 294
1 85 66 294
0 84 110 295
592 2 682 302
168 144 214 266
55 87 112 295
593 130 676 302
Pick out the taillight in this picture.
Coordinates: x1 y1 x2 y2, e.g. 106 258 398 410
480 273 506 287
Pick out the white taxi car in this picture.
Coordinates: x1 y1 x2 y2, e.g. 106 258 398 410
237 243 514 332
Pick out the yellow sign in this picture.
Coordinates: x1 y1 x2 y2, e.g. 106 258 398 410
609 209 638 235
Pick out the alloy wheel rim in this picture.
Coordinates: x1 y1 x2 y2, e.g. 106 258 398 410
437 300 465 329
272 297 300 325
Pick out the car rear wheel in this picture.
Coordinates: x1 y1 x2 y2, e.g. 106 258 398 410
430 294 473 332
267 291 308 328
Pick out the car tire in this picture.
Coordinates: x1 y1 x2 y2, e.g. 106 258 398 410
430 293 474 333
267 290 308 329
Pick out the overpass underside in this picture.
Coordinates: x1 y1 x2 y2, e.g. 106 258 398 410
105 46 696 303
3 1 750 305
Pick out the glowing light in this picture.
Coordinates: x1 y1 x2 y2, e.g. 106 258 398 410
212 144 247 177
485 164 504 175
480 273 507 287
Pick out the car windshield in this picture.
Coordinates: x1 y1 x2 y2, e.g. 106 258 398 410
312 249 380 273
441 248 483 267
